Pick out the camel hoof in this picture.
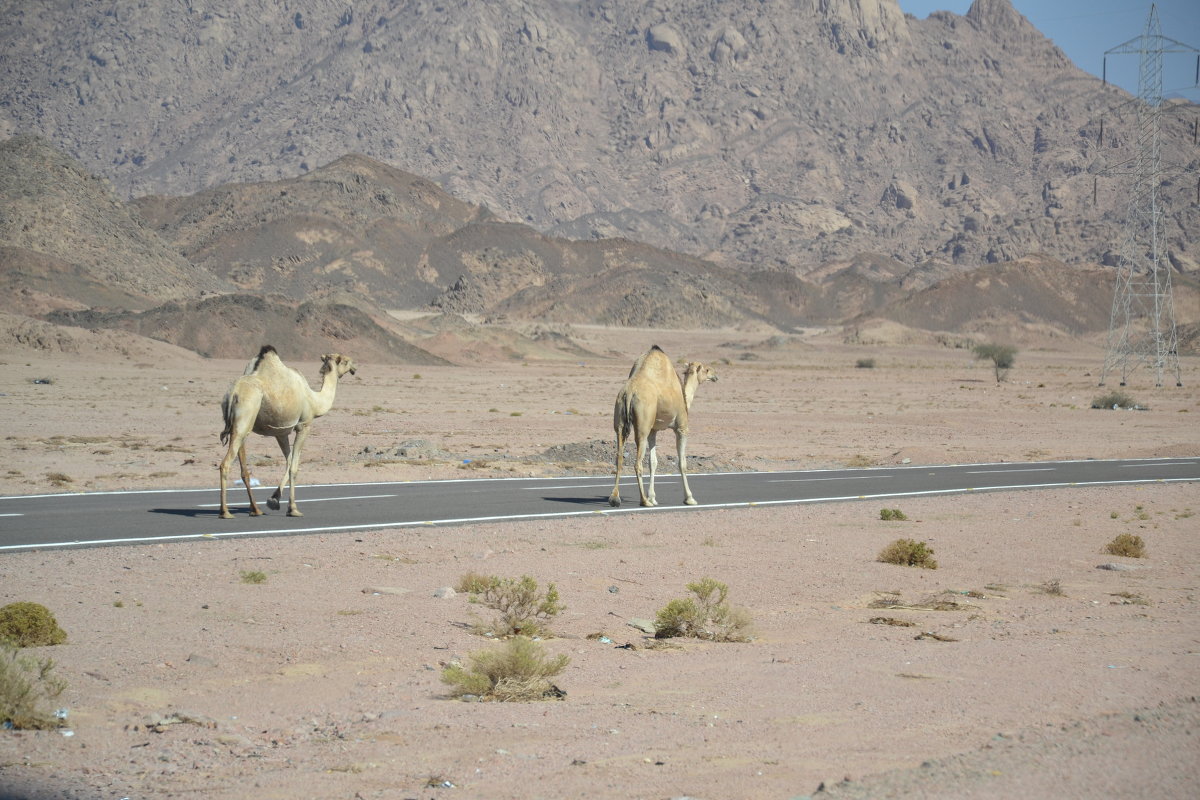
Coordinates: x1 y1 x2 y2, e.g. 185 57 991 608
287 509 304 517
219 511 233 520
608 496 622 508
684 497 698 506
249 508 264 517
267 497 281 510
640 499 654 508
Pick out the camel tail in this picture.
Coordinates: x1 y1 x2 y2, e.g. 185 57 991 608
613 390 635 443
220 393 237 445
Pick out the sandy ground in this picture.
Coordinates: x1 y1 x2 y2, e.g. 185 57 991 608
1 325 1198 799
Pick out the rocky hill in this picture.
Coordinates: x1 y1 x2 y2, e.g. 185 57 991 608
3 139 1198 361
0 136 230 310
2 0 1195 282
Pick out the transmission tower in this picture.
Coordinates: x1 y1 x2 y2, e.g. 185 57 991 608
1098 4 1198 388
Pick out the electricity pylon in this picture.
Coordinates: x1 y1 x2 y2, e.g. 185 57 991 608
1098 4 1197 388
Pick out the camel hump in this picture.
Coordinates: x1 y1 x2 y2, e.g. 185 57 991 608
246 345 281 374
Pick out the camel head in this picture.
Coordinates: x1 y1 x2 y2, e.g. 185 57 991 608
320 353 358 378
680 361 717 412
683 361 718 385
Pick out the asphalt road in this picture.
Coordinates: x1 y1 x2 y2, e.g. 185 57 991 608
1 458 1197 552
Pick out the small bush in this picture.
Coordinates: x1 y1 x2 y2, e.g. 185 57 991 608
879 508 908 521
1092 391 1143 410
475 576 564 637
0 642 67 729
0 602 67 648
1039 579 1064 596
973 343 1017 382
456 571 493 594
239 570 267 584
878 539 938 569
653 578 753 642
855 358 876 369
441 636 568 701
1105 533 1146 558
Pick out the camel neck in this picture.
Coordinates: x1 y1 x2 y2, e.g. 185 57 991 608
312 370 341 415
681 371 699 412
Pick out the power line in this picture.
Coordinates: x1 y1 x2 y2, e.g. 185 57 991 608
1099 4 1198 388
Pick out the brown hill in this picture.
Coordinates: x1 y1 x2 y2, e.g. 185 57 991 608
0 136 228 306
45 295 451 365
131 155 490 308
132 153 816 330
2 0 1195 279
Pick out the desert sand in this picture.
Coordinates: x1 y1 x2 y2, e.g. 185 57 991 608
1 324 1198 799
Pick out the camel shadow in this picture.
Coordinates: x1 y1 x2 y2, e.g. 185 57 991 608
542 496 611 506
150 507 229 518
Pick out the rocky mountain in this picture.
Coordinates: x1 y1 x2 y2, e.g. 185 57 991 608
3 0 1196 283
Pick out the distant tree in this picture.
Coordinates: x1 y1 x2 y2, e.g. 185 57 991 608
973 343 1017 383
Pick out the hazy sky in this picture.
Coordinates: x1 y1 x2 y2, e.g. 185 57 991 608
897 0 1200 100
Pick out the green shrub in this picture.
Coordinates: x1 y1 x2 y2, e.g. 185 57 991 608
0 641 67 729
1105 533 1146 558
879 508 908 521
1092 391 1143 410
972 343 1017 382
878 539 938 569
441 636 568 701
239 570 267 584
653 578 753 642
474 576 564 637
0 602 67 648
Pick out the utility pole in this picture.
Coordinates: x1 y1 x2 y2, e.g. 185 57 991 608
1099 4 1198 388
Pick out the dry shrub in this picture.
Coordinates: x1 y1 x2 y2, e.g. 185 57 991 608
654 578 753 642
455 571 492 594
1105 533 1146 558
441 636 568 702
879 508 908 521
0 602 67 648
471 575 564 637
877 539 938 569
1039 579 1064 596
1 642 67 729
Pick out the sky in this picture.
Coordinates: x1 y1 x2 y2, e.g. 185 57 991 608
897 0 1200 101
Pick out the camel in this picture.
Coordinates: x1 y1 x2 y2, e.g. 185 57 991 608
218 345 357 519
608 345 718 508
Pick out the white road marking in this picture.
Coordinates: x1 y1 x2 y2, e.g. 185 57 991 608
965 468 1057 474
1121 461 1197 468
196 493 396 508
769 475 893 483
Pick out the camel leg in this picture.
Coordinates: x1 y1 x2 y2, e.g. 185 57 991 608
644 429 659 507
608 428 626 507
282 425 312 517
633 432 653 507
239 444 263 516
677 431 697 505
268 435 291 511
218 439 238 519
238 442 263 516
